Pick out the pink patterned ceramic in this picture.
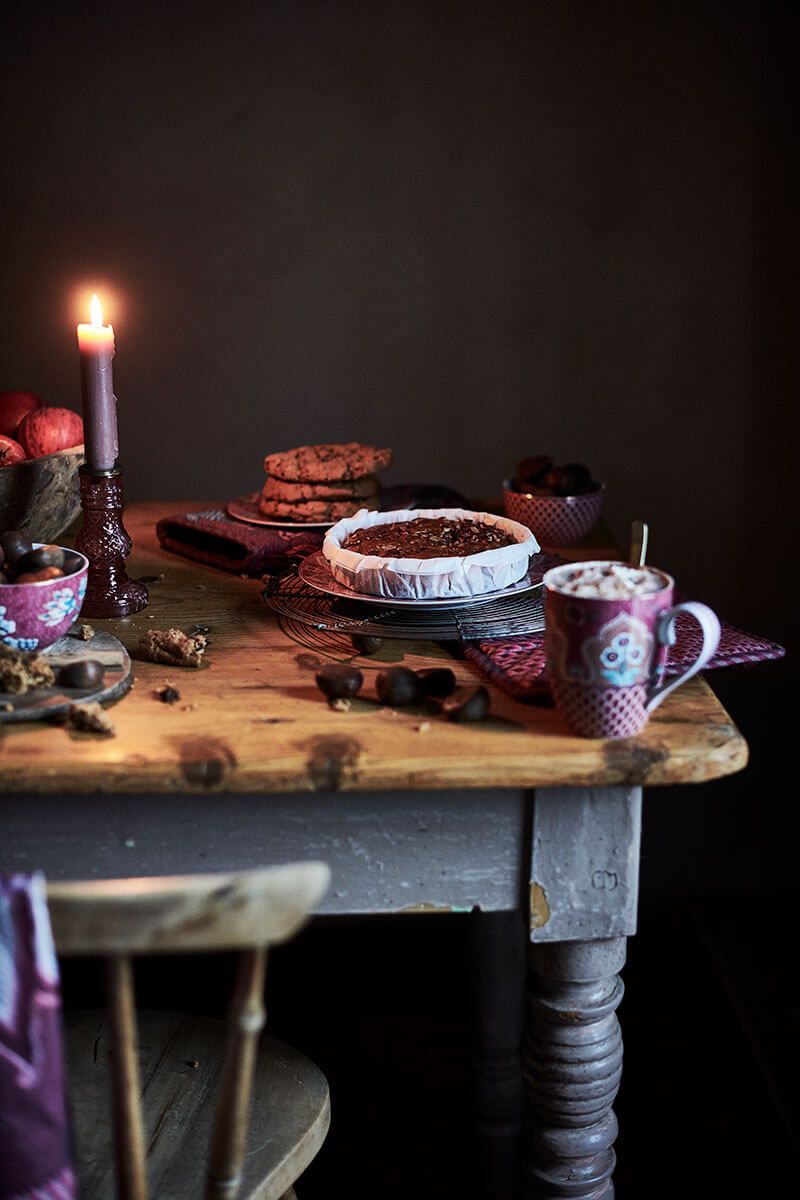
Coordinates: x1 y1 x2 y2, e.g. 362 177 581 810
0 547 88 652
503 479 604 547
543 560 721 738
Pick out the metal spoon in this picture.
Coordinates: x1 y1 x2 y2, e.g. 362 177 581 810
629 519 649 567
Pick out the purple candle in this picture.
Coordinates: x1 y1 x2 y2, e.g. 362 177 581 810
77 294 119 471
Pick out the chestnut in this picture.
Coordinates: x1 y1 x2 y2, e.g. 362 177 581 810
376 667 421 707
61 551 85 576
14 566 64 584
315 664 363 700
562 462 593 487
59 659 105 690
416 667 457 698
442 686 490 722
515 455 553 489
12 545 66 575
351 633 384 656
1 531 33 564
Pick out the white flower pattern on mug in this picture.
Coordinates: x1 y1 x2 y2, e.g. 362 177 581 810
37 587 79 628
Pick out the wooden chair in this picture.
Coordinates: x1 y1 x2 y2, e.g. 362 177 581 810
47 864 331 1200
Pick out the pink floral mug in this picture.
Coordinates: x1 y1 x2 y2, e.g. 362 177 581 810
543 561 721 738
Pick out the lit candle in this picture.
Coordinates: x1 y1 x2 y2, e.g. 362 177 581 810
77 294 119 471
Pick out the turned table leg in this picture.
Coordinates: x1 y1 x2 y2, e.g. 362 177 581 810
523 787 642 1199
525 937 626 1198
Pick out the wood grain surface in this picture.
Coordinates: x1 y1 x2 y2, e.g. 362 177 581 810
0 502 748 794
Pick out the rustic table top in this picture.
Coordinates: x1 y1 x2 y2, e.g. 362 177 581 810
0 501 747 795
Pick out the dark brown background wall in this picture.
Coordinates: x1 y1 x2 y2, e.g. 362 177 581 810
1 1 795 884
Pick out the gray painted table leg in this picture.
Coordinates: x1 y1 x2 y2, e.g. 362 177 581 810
523 787 642 1200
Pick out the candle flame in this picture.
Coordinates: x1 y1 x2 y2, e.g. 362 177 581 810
90 294 104 326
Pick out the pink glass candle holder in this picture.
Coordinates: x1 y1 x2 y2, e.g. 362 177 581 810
74 464 148 617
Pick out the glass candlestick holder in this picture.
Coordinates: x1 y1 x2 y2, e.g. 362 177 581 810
74 464 148 617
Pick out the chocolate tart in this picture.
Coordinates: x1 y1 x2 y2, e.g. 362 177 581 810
322 507 540 600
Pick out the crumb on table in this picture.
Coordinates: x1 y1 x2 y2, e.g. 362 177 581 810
68 702 115 736
138 628 208 668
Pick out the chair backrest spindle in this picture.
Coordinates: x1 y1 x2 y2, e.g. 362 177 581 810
206 947 268 1200
47 864 330 1200
105 955 148 1200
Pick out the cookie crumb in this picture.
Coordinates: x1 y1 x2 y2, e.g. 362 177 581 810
138 628 207 668
76 624 95 641
156 684 181 704
68 702 115 736
329 697 352 712
414 721 432 733
181 703 197 713
0 644 56 695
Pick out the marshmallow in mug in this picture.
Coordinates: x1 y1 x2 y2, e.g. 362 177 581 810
549 562 665 600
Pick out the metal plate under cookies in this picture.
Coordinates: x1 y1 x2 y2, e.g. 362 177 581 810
262 560 551 641
227 492 334 530
0 628 132 722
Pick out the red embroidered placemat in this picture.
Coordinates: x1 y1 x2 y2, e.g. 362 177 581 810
464 613 786 702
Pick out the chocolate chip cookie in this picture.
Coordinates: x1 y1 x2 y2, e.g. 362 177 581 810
262 474 379 502
264 443 392 483
258 495 380 523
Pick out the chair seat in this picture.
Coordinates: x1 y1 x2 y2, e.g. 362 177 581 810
66 1009 330 1200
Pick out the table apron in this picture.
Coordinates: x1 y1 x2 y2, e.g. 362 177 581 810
0 788 531 917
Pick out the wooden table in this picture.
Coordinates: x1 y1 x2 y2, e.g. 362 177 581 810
0 501 748 1199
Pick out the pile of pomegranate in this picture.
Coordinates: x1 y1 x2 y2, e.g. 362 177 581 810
0 391 83 468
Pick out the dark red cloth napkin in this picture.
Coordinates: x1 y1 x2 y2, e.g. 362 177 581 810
465 613 786 702
156 507 324 575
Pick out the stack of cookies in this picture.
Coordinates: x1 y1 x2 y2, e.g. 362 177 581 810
259 442 393 523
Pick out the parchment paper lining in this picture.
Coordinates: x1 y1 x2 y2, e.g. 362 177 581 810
323 507 540 599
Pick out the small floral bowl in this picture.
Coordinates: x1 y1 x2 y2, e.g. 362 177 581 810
503 480 605 547
0 546 89 652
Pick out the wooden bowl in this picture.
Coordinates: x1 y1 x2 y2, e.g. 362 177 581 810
0 446 85 542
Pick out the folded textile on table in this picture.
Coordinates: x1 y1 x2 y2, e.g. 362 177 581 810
464 612 786 702
156 487 470 577
156 507 324 575
0 873 75 1200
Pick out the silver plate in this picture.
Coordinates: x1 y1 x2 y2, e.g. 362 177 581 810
262 552 563 641
227 492 334 530
299 551 542 609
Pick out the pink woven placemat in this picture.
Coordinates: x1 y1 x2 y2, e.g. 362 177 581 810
464 611 786 702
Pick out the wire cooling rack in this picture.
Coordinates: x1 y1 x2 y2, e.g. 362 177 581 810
261 562 548 641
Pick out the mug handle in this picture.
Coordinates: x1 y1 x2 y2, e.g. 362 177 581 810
646 601 721 712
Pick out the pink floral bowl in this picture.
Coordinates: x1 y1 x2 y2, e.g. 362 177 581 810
0 546 89 652
502 480 605 547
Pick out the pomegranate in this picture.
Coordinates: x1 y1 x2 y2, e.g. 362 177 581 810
16 406 84 458
0 434 26 467
0 390 41 436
